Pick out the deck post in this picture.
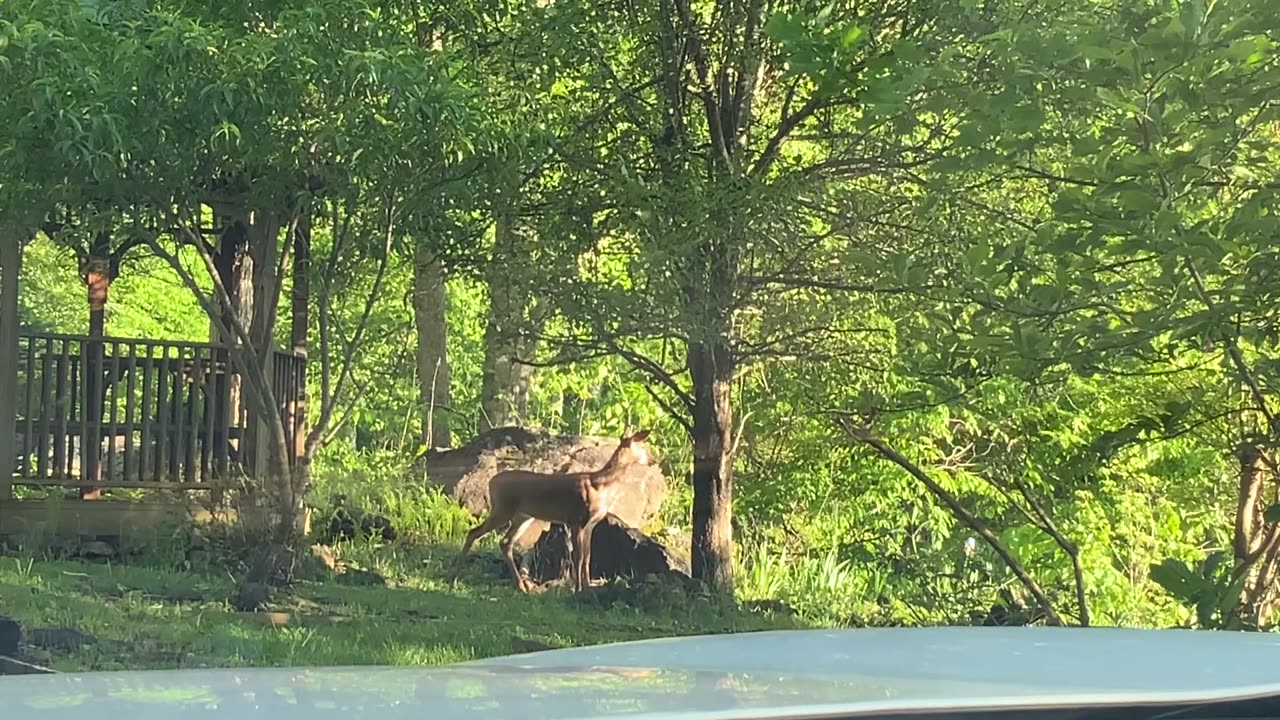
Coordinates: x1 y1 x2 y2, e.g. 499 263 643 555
0 231 25 499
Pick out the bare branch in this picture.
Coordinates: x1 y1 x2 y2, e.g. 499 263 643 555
305 196 397 454
1184 259 1280 437
832 415 1066 626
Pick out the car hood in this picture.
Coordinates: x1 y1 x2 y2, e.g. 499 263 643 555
5 627 1280 719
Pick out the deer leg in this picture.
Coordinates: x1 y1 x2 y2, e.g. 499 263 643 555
501 515 538 593
572 524 591 592
451 513 509 582
567 524 584 591
582 515 604 589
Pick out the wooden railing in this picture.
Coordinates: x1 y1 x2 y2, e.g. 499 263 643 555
13 332 306 489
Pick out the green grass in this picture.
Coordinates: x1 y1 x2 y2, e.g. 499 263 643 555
0 540 802 673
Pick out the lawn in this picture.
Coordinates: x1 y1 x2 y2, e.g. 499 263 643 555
0 539 799 672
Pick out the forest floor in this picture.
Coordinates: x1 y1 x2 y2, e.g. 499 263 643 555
0 540 797 672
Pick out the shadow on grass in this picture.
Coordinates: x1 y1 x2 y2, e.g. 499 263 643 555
0 541 801 672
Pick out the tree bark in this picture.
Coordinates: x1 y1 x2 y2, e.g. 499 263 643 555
687 337 735 594
78 231 116 500
212 218 254 462
413 242 451 449
1232 444 1280 628
247 212 283 355
289 216 310 459
0 233 24 499
290 215 309 355
480 194 537 431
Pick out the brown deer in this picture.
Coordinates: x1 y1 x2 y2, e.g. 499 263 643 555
449 429 653 593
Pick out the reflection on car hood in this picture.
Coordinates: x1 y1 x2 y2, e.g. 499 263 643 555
5 627 1280 719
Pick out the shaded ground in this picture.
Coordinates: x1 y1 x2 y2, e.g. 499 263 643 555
0 541 799 672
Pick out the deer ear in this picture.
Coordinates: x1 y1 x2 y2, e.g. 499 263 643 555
630 429 651 443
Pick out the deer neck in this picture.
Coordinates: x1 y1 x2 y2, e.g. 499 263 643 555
589 458 630 488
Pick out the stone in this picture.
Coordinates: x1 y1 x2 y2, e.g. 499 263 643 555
25 627 96 652
79 540 117 561
335 567 386 587
314 497 397 544
0 616 19 657
420 427 668 549
232 582 271 612
742 598 798 617
309 544 338 572
508 637 556 654
524 514 690 584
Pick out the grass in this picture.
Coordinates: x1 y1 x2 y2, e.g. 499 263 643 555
0 538 802 672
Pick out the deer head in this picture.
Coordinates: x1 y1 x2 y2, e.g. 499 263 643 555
609 429 652 468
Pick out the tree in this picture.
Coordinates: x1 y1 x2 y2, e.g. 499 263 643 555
502 0 983 593
910 0 1280 626
1 0 482 586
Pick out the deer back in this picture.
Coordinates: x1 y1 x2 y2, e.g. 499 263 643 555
488 469 601 525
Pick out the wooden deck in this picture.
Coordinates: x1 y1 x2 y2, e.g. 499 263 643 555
6 332 305 493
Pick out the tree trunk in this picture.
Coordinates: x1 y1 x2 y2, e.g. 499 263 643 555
289 216 309 459
79 234 115 501
212 219 254 464
480 194 537 431
247 213 282 355
687 337 735 595
1233 444 1280 628
413 243 451 449
243 437 310 589
0 234 24 499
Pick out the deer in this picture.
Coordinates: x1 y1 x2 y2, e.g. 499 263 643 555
449 429 653 593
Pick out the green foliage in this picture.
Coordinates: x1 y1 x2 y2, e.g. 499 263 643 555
1149 553 1251 629
4 0 1279 640
310 447 475 545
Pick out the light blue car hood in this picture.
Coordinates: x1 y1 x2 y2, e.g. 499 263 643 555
4 627 1280 719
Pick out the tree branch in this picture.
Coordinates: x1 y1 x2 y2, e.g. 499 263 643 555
833 415 1065 626
305 196 396 454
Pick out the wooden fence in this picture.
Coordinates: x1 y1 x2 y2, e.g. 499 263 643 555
11 332 305 490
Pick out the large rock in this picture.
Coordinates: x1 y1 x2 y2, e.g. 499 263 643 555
524 514 690 584
0 616 19 657
420 427 668 549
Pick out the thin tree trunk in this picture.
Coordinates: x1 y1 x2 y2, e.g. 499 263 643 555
480 194 537 431
247 213 282 354
212 218 254 465
413 243 451 449
289 215 310 459
0 234 24 499
79 232 114 500
688 337 735 594
1233 444 1280 628
149 223 300 589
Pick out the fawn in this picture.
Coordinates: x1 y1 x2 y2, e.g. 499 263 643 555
450 429 653 592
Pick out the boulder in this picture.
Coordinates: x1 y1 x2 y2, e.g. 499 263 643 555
0 616 19 657
314 498 397 544
420 427 668 549
524 514 690 584
25 627 96 652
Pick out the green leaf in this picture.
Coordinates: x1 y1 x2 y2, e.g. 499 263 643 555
1218 570 1251 625
839 24 865 48
1263 503 1280 524
1115 187 1161 214
1149 558 1201 603
965 239 990 271
1096 87 1138 113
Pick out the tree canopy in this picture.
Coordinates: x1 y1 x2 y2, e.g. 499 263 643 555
3 0 1280 627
